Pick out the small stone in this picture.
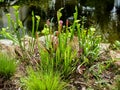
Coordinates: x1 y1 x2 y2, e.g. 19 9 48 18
0 39 16 57
0 39 13 46
99 43 110 54
114 61 120 67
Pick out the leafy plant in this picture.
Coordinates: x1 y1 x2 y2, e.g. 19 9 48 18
28 11 40 53
0 6 26 50
41 24 50 35
21 67 66 90
70 6 78 40
40 6 100 79
0 6 41 62
0 53 17 79
0 27 19 44
55 34 78 78
39 8 79 79
39 37 78 79
112 40 120 50
77 26 101 66
0 0 4 2
53 6 101 67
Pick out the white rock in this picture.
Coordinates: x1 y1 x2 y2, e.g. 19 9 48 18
99 43 110 54
0 39 13 46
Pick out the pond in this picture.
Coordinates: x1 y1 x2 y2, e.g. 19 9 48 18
0 0 120 43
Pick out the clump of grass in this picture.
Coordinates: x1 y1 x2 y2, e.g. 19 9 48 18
0 53 17 79
21 67 66 90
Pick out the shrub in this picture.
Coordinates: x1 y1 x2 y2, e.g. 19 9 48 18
0 53 17 79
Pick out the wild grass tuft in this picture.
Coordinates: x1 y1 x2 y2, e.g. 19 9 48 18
21 67 66 90
0 53 17 79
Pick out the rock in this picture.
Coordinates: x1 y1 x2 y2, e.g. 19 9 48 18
21 35 34 50
0 39 16 57
0 39 13 46
0 35 110 60
38 35 54 46
110 50 120 59
109 50 120 67
99 43 110 54
114 60 120 67
38 35 79 52
38 35 57 44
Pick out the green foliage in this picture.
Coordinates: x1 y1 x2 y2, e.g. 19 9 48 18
0 6 25 50
41 24 50 35
39 34 78 79
57 8 63 32
112 40 120 50
55 34 78 78
63 6 101 66
77 26 101 66
70 6 78 40
0 6 104 89
103 75 120 90
112 75 120 90
0 28 19 44
29 11 40 52
39 8 79 78
0 53 17 79
89 60 112 80
21 67 66 90
0 6 40 53
40 7 101 79
0 0 4 2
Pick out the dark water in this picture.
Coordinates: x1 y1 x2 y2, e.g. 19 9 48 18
0 0 120 42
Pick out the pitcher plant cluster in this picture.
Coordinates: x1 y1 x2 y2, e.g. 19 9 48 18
0 5 117 90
